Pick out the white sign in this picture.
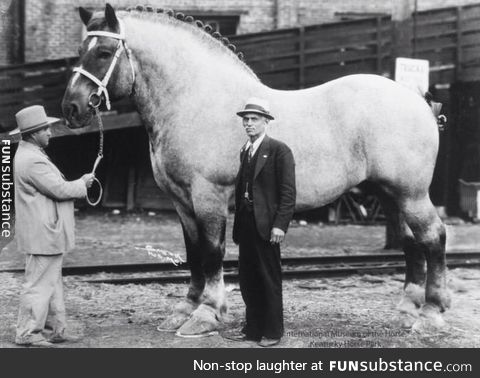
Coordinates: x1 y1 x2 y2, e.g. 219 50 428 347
395 57 430 94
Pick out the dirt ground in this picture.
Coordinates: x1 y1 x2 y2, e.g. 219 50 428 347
1 211 479 348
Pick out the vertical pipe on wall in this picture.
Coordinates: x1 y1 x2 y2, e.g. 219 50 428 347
18 0 25 63
274 0 279 29
413 0 418 57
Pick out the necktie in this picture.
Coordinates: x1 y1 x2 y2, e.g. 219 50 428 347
248 145 254 163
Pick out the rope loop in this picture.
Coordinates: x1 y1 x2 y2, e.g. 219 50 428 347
86 108 104 206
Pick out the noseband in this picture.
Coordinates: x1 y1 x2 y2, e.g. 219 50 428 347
73 20 135 110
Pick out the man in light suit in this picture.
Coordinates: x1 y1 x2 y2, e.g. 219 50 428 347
13 105 94 347
229 98 296 347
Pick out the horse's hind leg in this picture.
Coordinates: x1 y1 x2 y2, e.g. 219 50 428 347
157 203 204 331
397 222 427 323
377 191 426 326
400 195 451 329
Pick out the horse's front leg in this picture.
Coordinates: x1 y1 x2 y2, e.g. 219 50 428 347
157 202 205 331
176 180 229 337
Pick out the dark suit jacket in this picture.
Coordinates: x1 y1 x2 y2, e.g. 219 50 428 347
233 135 296 244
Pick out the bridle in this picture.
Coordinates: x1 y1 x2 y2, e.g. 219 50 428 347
72 19 135 205
73 19 135 111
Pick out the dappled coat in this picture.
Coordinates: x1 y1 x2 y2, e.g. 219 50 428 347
14 141 86 254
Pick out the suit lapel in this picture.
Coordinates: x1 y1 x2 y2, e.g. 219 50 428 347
235 144 249 190
254 135 271 180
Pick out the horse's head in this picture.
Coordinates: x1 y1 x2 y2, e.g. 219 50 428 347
62 4 135 128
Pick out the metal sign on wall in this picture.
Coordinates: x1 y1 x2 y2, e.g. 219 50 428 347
395 57 430 94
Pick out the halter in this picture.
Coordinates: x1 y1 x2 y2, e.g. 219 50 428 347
73 20 135 110
73 20 135 206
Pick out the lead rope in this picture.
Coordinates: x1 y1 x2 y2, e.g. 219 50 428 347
86 100 104 206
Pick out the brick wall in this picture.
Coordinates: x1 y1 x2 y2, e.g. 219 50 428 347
5 0 480 63
0 8 10 65
0 0 14 65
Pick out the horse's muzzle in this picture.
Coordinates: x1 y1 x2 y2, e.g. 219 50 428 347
62 99 94 128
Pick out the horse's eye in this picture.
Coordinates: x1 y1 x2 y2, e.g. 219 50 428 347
97 50 113 59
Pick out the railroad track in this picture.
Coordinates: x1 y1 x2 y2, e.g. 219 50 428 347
4 251 478 285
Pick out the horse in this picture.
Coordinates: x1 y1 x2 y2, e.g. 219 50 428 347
62 4 450 336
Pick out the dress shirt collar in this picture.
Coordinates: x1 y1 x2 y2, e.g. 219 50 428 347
245 132 266 156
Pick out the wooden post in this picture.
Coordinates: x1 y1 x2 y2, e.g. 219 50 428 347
298 26 305 89
5 0 25 64
126 165 136 211
376 16 382 74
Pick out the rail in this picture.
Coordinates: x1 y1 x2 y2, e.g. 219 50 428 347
2 251 478 284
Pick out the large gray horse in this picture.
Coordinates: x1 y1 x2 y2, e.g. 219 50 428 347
62 4 450 336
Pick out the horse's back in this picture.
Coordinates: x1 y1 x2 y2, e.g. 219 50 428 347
267 74 439 208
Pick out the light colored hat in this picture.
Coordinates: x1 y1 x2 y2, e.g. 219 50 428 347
14 105 60 135
236 97 274 120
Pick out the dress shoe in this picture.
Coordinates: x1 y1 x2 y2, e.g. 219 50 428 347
258 337 281 347
223 332 258 342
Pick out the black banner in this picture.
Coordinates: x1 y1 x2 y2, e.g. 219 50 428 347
1 348 477 378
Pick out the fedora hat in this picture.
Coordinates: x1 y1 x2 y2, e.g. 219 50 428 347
236 97 274 120
14 105 60 135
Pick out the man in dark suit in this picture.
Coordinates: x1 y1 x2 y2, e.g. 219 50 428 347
229 97 296 347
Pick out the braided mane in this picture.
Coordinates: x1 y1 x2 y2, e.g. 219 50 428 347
114 5 258 79
127 5 244 60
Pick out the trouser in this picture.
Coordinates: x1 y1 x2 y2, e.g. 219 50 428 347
15 254 66 344
238 208 283 341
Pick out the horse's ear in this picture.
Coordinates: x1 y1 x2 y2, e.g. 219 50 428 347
105 3 119 30
79 7 93 26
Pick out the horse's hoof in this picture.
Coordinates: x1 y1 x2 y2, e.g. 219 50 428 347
394 312 418 329
412 304 446 333
176 304 221 337
397 295 420 316
404 283 425 308
157 312 190 332
426 289 452 312
157 300 199 332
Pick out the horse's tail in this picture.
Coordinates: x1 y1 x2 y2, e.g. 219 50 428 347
424 91 447 131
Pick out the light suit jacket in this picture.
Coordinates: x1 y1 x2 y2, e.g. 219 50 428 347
14 141 87 255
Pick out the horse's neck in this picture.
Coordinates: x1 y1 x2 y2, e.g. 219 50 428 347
125 17 261 135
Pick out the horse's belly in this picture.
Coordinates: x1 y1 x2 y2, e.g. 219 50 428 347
295 170 353 210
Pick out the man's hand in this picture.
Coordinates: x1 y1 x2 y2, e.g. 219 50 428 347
270 227 285 244
81 173 95 188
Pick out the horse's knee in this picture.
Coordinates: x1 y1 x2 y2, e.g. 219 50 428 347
197 215 226 276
